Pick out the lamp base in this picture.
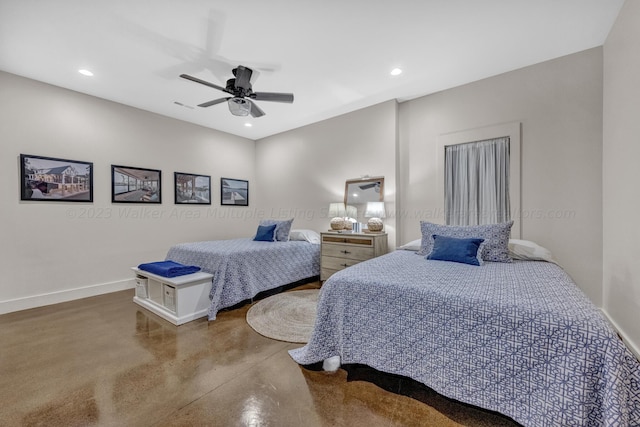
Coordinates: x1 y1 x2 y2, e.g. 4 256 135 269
367 217 384 232
330 217 346 230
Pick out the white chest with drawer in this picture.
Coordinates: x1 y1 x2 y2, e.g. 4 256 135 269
132 267 213 325
320 232 388 281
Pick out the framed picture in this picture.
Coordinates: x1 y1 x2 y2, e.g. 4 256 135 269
174 172 211 205
111 165 161 203
220 178 248 206
20 154 93 202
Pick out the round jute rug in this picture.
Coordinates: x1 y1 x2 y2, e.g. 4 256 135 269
246 289 319 343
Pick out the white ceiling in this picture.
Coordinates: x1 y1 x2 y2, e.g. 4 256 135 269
0 0 624 140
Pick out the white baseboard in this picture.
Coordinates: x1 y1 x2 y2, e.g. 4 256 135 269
601 309 640 361
0 278 135 315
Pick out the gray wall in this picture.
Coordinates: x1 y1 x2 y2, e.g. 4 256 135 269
0 71 256 313
603 0 640 355
398 48 604 306
256 100 398 247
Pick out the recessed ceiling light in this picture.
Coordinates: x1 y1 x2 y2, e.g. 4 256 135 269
390 68 402 76
244 123 253 127
78 69 93 76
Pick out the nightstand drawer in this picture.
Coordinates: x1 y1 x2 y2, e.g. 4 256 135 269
321 255 363 271
322 243 374 261
321 235 374 246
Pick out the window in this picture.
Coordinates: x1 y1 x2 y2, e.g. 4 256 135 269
444 137 510 226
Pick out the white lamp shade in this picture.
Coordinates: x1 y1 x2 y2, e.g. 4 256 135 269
364 202 386 218
328 202 346 218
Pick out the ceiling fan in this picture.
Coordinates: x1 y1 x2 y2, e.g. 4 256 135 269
180 66 294 118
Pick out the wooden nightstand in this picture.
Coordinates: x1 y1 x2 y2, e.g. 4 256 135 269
320 232 388 281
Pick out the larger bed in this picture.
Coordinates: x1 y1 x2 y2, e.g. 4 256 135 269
289 249 640 426
167 234 320 320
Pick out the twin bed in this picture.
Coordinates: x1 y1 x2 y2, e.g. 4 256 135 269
289 224 640 427
166 228 320 320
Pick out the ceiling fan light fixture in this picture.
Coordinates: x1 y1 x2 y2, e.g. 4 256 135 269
181 67 293 118
228 97 251 116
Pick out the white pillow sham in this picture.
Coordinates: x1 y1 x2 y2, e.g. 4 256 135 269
289 229 321 244
508 239 557 264
398 239 422 251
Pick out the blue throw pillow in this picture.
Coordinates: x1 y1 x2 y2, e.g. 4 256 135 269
254 224 277 242
426 235 485 266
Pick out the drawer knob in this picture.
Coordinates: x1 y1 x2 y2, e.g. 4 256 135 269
341 250 351 254
341 263 349 267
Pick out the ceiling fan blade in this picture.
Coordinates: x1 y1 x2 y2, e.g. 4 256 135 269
198 97 230 108
359 183 377 190
233 66 253 89
180 74 229 93
252 92 294 103
248 100 265 118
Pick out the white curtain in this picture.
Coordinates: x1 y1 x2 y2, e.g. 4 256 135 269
445 137 510 226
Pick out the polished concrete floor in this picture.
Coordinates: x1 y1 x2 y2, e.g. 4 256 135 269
0 282 520 427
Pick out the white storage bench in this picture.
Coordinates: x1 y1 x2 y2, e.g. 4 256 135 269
132 267 213 325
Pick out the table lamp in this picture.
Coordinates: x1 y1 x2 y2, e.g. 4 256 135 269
328 202 346 230
364 202 386 232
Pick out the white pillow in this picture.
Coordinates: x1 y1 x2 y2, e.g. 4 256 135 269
398 239 422 251
508 239 557 264
289 229 321 244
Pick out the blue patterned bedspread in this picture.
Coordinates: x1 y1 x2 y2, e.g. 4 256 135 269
166 238 320 320
289 250 640 427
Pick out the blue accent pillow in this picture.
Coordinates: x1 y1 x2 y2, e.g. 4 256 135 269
254 224 277 242
426 235 485 266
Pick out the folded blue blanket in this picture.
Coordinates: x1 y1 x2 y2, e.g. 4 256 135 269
138 260 201 278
